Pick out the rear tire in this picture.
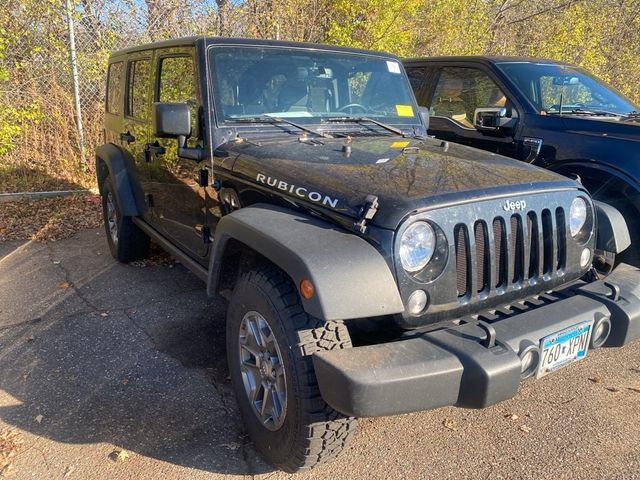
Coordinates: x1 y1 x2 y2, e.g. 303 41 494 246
101 176 149 263
226 264 357 472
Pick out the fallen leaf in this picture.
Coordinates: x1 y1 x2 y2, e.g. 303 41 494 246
122 378 129 385
504 413 519 421
58 281 71 289
109 448 131 462
443 419 457 431
589 373 601 384
34 414 43 424
519 425 532 433
606 387 621 393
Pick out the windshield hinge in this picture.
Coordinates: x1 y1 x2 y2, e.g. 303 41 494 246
354 195 379 234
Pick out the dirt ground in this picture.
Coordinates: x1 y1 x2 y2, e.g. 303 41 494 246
1 228 639 480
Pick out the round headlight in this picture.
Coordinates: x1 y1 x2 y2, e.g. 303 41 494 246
569 197 588 237
399 221 436 272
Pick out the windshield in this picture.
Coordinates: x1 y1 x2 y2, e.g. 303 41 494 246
208 46 420 126
496 62 639 115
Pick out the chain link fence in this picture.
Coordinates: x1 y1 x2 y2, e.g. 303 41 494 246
1 1 223 191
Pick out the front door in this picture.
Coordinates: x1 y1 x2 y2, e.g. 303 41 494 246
149 48 208 258
415 65 521 159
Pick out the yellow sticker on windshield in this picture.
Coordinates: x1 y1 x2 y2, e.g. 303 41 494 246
391 141 410 149
395 104 414 117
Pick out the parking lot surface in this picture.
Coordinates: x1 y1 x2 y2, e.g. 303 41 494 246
1 228 639 479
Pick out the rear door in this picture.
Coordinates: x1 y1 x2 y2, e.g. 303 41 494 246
149 47 208 258
123 52 153 220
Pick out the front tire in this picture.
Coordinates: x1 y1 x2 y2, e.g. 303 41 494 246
100 177 149 262
226 265 357 472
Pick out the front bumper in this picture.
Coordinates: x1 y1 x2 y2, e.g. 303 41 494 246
313 264 640 417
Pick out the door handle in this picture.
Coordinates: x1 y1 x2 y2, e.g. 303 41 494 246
119 131 135 143
523 137 543 164
143 142 166 162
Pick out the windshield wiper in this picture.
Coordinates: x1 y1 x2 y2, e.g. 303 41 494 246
548 108 621 117
225 115 332 138
320 116 405 137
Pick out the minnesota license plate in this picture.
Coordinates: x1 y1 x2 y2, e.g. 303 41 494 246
536 321 593 379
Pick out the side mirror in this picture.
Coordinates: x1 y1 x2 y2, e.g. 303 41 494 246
152 102 202 162
152 102 191 138
474 107 510 133
418 106 430 131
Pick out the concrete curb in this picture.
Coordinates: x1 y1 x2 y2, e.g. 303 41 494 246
0 189 99 203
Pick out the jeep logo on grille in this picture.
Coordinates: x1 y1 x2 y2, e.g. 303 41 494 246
503 199 527 212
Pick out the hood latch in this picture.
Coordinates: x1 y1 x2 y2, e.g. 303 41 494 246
355 195 379 234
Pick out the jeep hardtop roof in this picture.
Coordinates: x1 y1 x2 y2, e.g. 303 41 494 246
110 36 403 61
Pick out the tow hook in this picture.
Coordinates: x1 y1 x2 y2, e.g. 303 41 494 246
354 195 379 234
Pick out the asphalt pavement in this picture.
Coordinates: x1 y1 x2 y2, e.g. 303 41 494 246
1 228 639 479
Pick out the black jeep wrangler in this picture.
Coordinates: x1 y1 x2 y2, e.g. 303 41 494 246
403 56 640 269
97 37 640 472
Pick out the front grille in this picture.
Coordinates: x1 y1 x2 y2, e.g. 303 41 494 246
455 207 567 299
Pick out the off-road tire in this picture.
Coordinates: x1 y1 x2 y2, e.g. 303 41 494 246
226 264 357 472
101 176 149 263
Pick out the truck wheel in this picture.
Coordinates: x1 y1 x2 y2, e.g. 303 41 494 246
226 265 357 472
101 177 149 262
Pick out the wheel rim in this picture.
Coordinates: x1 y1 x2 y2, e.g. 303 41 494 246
238 311 287 431
106 192 119 245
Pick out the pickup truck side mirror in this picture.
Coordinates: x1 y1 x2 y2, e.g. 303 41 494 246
474 107 510 133
152 102 202 161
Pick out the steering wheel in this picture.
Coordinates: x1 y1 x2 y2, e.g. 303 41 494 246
338 103 369 113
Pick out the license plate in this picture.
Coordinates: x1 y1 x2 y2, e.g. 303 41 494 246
536 321 593 379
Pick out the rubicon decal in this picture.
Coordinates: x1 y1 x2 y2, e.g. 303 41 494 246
256 174 339 208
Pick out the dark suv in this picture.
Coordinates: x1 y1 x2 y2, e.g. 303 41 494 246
403 57 640 269
97 38 640 472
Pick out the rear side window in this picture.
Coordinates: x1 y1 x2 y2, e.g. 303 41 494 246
157 55 197 133
127 58 151 120
106 62 124 114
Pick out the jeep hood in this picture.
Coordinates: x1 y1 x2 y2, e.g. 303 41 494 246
221 134 578 230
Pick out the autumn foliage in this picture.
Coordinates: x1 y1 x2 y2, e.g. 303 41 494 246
1 0 639 193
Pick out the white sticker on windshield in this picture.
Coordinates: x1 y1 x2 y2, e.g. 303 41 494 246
386 61 401 74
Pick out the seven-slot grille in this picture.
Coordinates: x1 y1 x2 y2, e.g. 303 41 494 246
454 207 567 299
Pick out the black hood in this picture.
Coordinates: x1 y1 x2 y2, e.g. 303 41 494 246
560 115 640 142
222 134 578 229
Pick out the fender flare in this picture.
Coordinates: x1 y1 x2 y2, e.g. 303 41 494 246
95 143 146 217
207 204 405 321
548 161 640 212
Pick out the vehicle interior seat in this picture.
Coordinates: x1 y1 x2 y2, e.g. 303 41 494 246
432 76 473 127
278 68 310 112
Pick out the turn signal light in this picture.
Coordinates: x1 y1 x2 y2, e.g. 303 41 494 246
300 279 315 299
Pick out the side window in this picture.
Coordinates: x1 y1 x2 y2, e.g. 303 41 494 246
430 67 507 128
126 58 151 120
406 67 427 91
158 55 197 135
106 62 124 114
405 66 436 106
